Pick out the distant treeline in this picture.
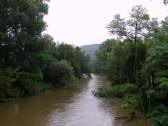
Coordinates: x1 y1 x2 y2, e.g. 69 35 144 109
0 0 91 101
95 5 168 126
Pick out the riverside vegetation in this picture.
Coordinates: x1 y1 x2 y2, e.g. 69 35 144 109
0 0 91 101
95 5 168 126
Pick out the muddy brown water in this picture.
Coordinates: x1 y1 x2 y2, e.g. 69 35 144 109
0 74 150 126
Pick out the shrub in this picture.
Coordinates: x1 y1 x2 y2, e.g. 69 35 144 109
0 67 20 100
95 84 137 97
122 95 140 109
148 105 168 126
47 60 74 87
19 70 45 95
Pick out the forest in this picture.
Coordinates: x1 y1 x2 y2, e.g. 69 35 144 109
95 5 168 126
0 0 91 101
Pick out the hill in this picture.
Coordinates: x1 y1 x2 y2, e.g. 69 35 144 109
80 44 100 58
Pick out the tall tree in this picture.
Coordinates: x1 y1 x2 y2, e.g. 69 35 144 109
95 39 114 73
107 5 150 83
107 5 150 44
0 0 48 67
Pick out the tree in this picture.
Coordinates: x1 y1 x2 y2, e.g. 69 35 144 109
56 43 91 78
0 0 91 99
96 4 168 126
107 5 150 44
107 5 150 83
0 0 48 67
74 47 91 78
105 42 127 83
0 0 50 97
95 39 114 73
164 0 168 4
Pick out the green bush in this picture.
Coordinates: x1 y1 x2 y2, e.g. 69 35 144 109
0 67 20 100
19 70 46 95
47 60 74 87
148 105 168 126
122 95 140 109
95 84 137 97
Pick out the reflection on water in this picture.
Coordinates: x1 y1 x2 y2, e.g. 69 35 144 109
0 74 115 126
47 75 114 126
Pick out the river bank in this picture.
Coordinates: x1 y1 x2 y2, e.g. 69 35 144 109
95 76 151 126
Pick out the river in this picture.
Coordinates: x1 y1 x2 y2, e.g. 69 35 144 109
0 74 150 126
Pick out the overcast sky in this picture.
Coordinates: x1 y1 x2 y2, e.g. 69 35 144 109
44 0 168 46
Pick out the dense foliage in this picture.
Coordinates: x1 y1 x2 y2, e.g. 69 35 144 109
95 5 168 126
0 0 91 101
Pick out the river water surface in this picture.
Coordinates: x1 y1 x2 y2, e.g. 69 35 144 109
0 74 150 126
